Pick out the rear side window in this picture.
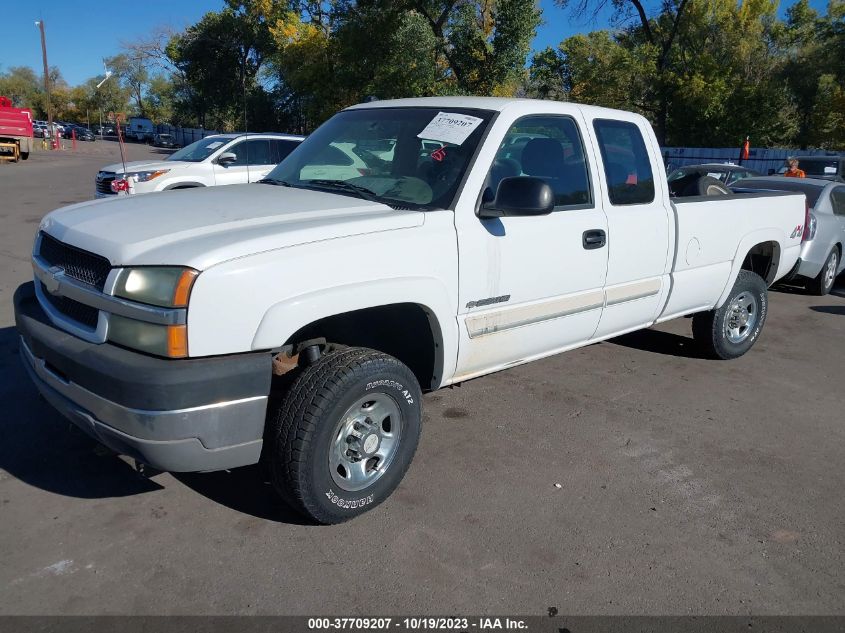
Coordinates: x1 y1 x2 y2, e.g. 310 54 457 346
593 119 655 205
831 187 845 216
272 139 300 163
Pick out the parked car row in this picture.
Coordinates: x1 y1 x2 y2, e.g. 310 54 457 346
32 120 96 141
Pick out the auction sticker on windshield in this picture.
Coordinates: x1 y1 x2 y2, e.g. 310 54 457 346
418 112 483 145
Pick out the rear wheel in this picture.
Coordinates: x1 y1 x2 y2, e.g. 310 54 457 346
692 270 768 359
267 346 422 524
807 248 838 296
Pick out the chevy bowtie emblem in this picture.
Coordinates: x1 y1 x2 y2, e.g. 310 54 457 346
43 265 64 293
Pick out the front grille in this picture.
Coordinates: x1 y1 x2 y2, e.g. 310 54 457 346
96 171 116 195
39 281 99 329
38 232 112 291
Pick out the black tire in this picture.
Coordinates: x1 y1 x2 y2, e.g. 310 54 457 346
692 270 768 360
806 248 839 296
21 152 29 160
267 347 422 524
683 175 731 197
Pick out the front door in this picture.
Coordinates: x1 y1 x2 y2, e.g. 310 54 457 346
213 138 277 186
454 112 609 381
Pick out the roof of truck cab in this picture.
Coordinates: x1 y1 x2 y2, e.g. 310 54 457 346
345 96 639 119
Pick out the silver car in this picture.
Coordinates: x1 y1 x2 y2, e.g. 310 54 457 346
733 177 845 295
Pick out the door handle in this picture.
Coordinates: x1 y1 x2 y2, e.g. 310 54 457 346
582 229 606 250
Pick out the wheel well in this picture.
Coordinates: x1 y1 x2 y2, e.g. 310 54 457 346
741 241 780 285
164 182 204 190
285 303 441 390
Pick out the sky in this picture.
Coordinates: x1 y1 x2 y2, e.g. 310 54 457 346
0 0 831 86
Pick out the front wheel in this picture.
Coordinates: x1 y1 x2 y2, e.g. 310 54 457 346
807 248 838 296
692 270 768 360
267 347 422 524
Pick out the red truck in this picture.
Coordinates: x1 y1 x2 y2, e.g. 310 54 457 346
0 96 34 162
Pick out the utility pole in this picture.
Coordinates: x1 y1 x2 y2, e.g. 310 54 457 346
35 20 53 147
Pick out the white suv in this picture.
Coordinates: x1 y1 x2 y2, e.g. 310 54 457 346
94 133 305 198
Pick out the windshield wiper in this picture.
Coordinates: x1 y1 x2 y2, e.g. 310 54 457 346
257 177 293 186
304 179 384 203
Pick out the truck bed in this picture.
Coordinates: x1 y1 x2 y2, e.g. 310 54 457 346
661 191 805 321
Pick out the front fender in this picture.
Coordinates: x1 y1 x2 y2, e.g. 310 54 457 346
251 277 457 388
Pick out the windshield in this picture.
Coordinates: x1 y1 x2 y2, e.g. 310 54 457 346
167 137 231 163
265 107 494 209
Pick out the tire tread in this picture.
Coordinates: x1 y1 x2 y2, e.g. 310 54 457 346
268 347 420 524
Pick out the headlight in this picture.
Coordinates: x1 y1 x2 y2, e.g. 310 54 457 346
114 267 198 307
110 266 197 358
109 315 188 358
123 169 169 182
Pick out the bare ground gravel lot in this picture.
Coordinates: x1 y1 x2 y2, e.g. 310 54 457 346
0 143 843 615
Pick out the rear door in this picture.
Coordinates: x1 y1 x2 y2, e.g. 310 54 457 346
454 111 609 380
582 116 673 339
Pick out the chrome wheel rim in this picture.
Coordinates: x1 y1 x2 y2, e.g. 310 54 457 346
724 291 758 344
329 393 402 492
824 252 837 289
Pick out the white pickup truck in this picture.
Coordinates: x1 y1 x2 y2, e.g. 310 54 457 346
15 97 807 523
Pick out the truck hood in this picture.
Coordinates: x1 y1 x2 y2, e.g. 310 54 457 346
39 184 425 270
99 159 192 174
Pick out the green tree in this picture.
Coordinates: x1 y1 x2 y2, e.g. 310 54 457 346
554 0 692 143
411 0 542 95
0 66 41 108
167 2 279 129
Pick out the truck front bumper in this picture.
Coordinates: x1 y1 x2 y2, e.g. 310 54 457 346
14 282 272 472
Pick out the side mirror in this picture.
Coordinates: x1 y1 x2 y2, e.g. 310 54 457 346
217 152 237 165
479 176 555 218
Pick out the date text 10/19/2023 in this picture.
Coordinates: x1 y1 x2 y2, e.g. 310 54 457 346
307 618 529 631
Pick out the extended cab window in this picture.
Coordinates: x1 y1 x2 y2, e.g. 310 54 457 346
485 116 592 208
593 119 655 205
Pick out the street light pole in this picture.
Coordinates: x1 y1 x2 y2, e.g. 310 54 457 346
35 21 54 148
